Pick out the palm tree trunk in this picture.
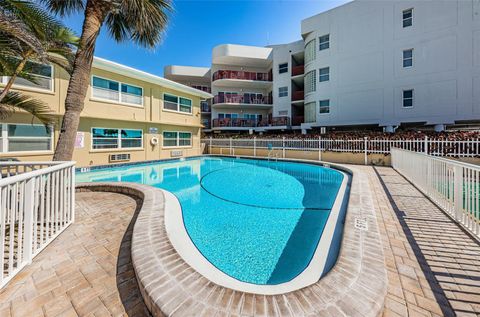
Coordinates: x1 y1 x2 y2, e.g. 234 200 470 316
53 0 108 161
0 53 32 102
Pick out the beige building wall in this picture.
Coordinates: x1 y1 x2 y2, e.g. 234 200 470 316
1 59 209 167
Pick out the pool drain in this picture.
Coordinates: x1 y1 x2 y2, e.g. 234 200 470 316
354 217 368 231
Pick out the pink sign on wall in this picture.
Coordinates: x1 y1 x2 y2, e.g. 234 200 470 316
75 132 84 149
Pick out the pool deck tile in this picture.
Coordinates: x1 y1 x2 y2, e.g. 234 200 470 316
1 164 480 316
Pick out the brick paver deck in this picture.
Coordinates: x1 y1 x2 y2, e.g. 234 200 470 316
1 165 480 317
369 166 480 317
0 191 151 317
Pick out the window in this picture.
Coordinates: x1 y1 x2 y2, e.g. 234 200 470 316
1 124 53 153
163 131 192 147
403 89 414 108
403 49 413 68
279 63 288 74
319 34 330 51
319 99 330 114
92 76 143 106
163 93 192 114
403 8 413 28
92 128 143 149
305 39 316 64
305 70 316 94
218 113 238 119
1 61 53 91
319 67 330 82
279 86 288 97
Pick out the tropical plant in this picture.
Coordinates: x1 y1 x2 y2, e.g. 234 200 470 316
0 0 77 124
41 0 172 161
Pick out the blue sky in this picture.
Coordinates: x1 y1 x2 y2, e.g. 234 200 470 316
63 0 350 76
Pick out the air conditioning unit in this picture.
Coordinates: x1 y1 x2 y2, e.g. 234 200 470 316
109 153 130 162
170 150 183 157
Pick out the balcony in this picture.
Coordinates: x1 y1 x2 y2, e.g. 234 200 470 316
212 70 272 82
292 65 304 76
292 91 304 102
213 94 273 106
201 101 211 113
212 117 290 129
191 85 211 93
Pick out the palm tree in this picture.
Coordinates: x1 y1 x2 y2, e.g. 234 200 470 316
41 0 172 161
0 0 77 124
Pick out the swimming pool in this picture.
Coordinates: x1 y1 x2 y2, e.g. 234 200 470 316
76 156 348 289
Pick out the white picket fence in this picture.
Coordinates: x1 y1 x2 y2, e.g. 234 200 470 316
0 161 76 288
203 137 480 158
391 148 480 238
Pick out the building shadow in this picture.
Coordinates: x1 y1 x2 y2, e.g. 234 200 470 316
116 196 153 317
372 166 478 317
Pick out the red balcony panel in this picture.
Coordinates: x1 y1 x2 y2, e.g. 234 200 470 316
292 65 304 76
292 116 304 126
191 85 211 93
212 70 272 82
292 91 304 101
213 94 273 105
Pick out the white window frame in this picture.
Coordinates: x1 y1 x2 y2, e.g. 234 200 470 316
319 67 330 82
91 127 144 151
162 131 192 148
402 89 414 108
402 8 413 28
278 63 288 74
279 86 288 97
319 99 330 114
0 63 54 94
162 93 193 115
1 123 54 154
403 49 413 68
319 34 330 51
91 75 144 107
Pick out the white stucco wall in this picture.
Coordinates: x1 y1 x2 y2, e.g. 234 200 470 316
301 0 480 128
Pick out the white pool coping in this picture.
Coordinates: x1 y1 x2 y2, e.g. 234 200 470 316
164 159 350 295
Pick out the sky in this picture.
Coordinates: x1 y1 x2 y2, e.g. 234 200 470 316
62 0 351 76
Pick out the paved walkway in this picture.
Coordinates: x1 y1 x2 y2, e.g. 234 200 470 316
369 167 480 317
0 191 151 317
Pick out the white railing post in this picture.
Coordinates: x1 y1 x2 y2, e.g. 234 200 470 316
229 138 232 155
70 166 76 223
453 165 463 222
209 136 212 154
318 136 322 161
424 136 429 155
23 177 35 264
282 137 286 158
254 137 257 157
364 137 368 165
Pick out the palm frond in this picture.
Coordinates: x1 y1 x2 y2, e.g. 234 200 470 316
39 0 84 17
106 0 172 49
0 90 54 125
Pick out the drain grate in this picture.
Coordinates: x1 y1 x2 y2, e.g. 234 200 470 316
354 217 368 231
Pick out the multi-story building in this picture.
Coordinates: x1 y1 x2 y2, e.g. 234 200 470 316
166 0 480 134
0 58 212 166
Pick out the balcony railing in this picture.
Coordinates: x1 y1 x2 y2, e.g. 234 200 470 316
213 94 273 105
292 65 304 76
212 117 290 128
191 85 211 93
201 101 211 113
212 70 272 82
292 91 304 101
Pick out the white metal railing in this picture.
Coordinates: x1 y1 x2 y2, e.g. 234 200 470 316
391 148 480 237
203 137 480 159
0 161 75 288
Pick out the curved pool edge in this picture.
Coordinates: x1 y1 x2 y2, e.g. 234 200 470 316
164 161 350 295
76 159 388 317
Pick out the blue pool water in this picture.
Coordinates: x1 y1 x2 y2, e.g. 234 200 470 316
76 157 345 285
